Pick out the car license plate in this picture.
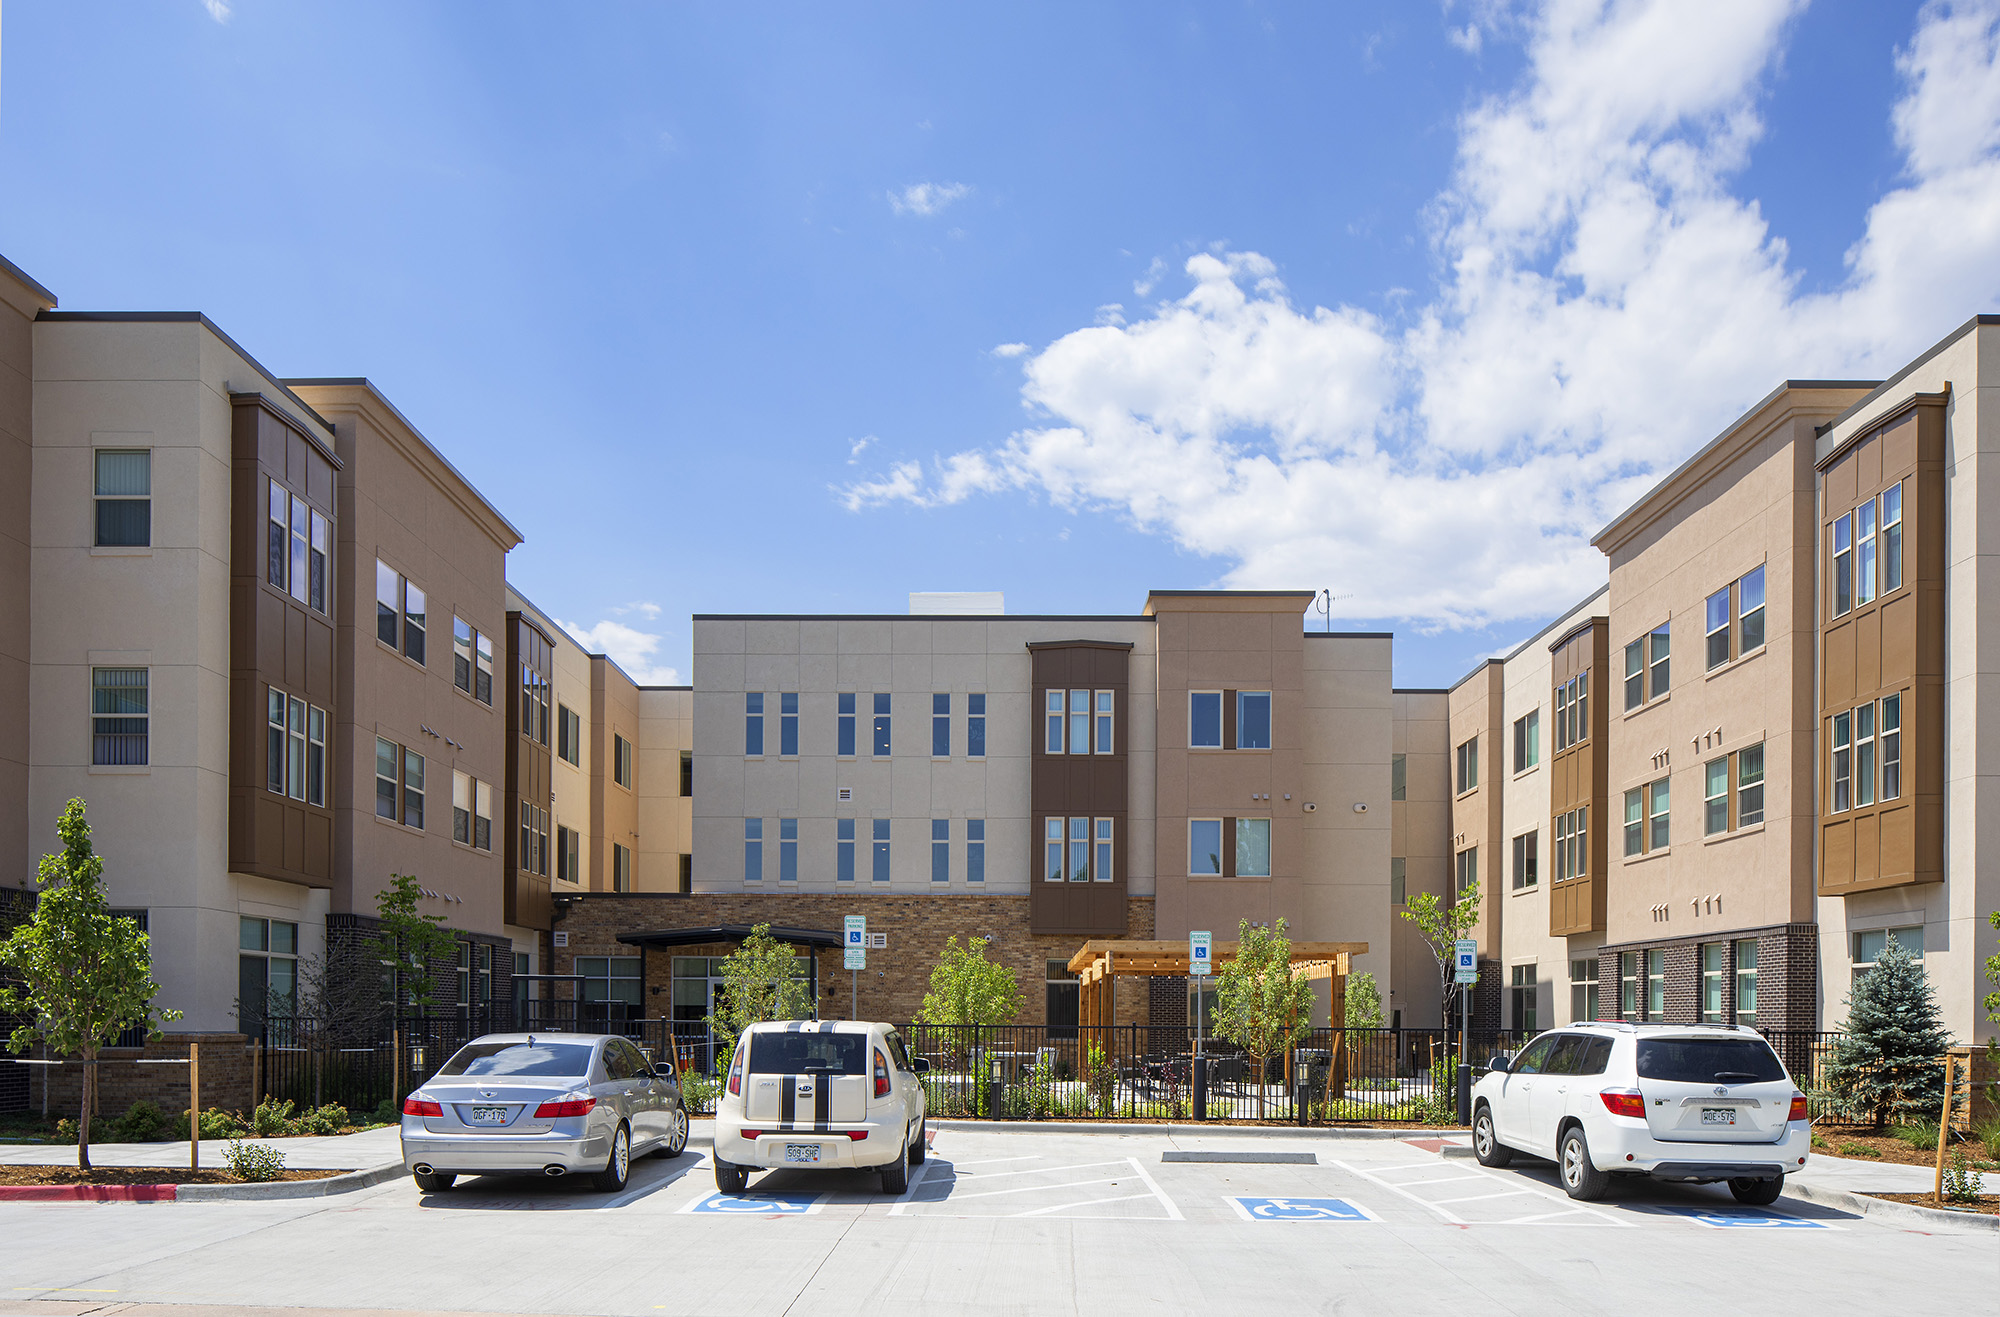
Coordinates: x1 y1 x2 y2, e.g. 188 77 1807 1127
784 1144 822 1164
469 1106 508 1125
1701 1108 1736 1126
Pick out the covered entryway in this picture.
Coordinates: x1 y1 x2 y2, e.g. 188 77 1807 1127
615 924 842 1073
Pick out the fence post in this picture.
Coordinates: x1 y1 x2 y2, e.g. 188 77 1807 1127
1934 1053 1956 1207
188 1041 200 1172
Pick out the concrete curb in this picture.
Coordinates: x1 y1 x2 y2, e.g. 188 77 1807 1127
173 1161 405 1202
930 1120 1466 1139
1785 1179 2000 1232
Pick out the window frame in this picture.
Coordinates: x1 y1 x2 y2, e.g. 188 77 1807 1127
1703 755 1729 836
967 818 985 883
837 693 857 758
1454 736 1479 795
932 693 951 758
871 693 892 758
931 818 950 883
1881 481 1904 595
871 818 891 883
967 693 987 759
745 692 765 758
1234 817 1271 878
1511 829 1538 890
1513 709 1539 773
1188 818 1223 877
1188 691 1223 750
1733 939 1758 1026
780 693 799 757
90 666 150 767
1705 585 1732 671
1096 690 1116 754
614 735 633 789
1737 564 1766 655
743 817 763 883
779 818 799 883
1454 845 1477 894
836 818 856 883
1235 690 1272 750
93 448 153 548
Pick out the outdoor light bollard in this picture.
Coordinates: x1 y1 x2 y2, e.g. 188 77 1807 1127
1295 1069 1311 1128
988 1057 1005 1121
1192 1052 1208 1121
1455 1060 1472 1127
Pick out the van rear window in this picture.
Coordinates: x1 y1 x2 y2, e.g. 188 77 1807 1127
750 1032 867 1075
1635 1038 1785 1084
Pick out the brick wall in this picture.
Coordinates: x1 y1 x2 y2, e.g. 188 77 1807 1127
1149 978 1188 1028
39 1034 254 1121
0 887 30 1112
1596 923 1818 1031
549 893 1157 1027
1662 943 1699 1024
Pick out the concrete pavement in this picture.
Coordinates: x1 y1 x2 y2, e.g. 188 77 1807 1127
0 1127 402 1171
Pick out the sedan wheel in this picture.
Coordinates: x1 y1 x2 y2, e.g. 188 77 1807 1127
664 1107 689 1158
1473 1106 1513 1168
593 1124 631 1193
412 1170 455 1193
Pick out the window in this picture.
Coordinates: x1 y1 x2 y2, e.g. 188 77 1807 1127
779 693 799 756
1189 819 1223 876
1857 498 1877 606
453 618 476 696
837 819 856 883
745 693 765 756
1832 512 1852 617
1553 674 1588 749
1737 743 1765 825
267 689 285 793
1882 481 1904 594
1733 939 1758 1026
1623 787 1644 857
967 819 985 884
1511 830 1538 890
1649 624 1670 698
1096 690 1116 754
1648 778 1669 851
378 743 426 829
1455 736 1478 794
1555 678 1571 751
576 956 642 1009
780 818 799 883
1880 695 1901 801
1856 701 1876 807
1045 817 1065 881
1645 949 1665 1018
1513 710 1539 772
91 667 149 766
1510 965 1537 1033
1236 691 1271 749
931 819 949 883
1704 757 1729 835
678 853 692 893
871 819 891 882
1046 960 1080 1041
1236 818 1271 877
375 560 425 661
1189 691 1222 749
1068 815 1090 881
1700 943 1726 1023
743 818 763 883
375 738 399 820
1455 846 1477 894
557 705 581 766
475 631 493 704
1391 753 1406 801
872 693 891 757
1570 958 1600 1023
1705 586 1731 670
680 749 693 797
1069 689 1089 754
1853 926 1924 980
968 693 987 758
1738 565 1765 653
614 735 632 788
238 917 298 1022
557 825 580 884
1552 809 1585 880
520 657 549 747
269 480 287 588
519 802 547 875
95 449 151 547
933 694 951 757
474 781 492 851
1830 711 1851 812
453 771 473 844
1390 857 1406 906
837 693 857 757
1624 639 1645 711
1619 952 1639 1021
1095 817 1113 883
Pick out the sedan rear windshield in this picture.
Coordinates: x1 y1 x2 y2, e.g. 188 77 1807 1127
750 1032 867 1075
1635 1038 1785 1084
439 1041 596 1078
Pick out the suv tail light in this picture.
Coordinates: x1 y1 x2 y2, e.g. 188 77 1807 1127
1599 1089 1646 1120
874 1049 892 1099
402 1096 442 1117
532 1096 597 1118
1788 1092 1809 1122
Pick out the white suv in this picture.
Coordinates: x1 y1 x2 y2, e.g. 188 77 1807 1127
711 1020 928 1194
1470 1023 1810 1203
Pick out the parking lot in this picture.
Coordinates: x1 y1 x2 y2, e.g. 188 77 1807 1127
0 1124 1991 1317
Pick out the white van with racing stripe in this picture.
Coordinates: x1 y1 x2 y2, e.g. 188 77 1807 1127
711 1019 929 1193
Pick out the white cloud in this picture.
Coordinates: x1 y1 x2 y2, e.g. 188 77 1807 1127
556 617 682 686
991 343 1031 358
889 182 971 217
609 601 663 620
848 436 876 464
202 0 231 22
843 0 2000 630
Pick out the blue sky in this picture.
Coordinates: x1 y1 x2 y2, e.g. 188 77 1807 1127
4 0 1992 688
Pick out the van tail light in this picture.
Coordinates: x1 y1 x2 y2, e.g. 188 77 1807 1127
532 1096 597 1118
1788 1093 1809 1122
874 1049 892 1099
727 1047 744 1097
1599 1089 1646 1120
738 1130 763 1140
841 1130 869 1141
402 1096 442 1117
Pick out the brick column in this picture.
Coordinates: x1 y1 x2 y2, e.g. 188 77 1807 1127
1663 943 1699 1024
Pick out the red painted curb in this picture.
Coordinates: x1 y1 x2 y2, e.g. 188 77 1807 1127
0 1183 180 1202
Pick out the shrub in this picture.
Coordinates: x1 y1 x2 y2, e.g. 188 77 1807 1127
369 1097 400 1126
1822 936 1953 1131
1942 1146 1981 1204
54 1117 78 1144
247 1098 295 1138
679 1070 717 1116
1838 1142 1881 1158
183 1107 244 1140
1893 1121 1942 1152
222 1139 286 1181
110 1099 175 1143
293 1104 349 1137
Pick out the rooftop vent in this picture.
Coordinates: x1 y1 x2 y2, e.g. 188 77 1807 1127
909 591 1004 615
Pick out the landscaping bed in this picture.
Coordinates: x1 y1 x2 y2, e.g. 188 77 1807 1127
1811 1123 2000 1172
1861 1191 2000 1217
0 1165 344 1187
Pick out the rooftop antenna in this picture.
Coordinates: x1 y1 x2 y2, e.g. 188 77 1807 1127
1315 589 1352 633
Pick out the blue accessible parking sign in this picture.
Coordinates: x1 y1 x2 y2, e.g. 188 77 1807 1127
1228 1196 1376 1222
684 1192 823 1216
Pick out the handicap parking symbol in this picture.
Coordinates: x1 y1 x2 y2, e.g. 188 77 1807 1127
1229 1196 1376 1222
684 1191 822 1216
1681 1208 1828 1230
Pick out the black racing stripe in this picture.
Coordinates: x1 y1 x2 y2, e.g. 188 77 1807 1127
814 1079 831 1133
781 1075 797 1126
788 1019 805 1032
820 1019 837 1033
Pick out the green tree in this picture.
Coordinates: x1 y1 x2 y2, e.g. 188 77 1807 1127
1211 918 1316 1117
914 936 1023 1029
705 925 815 1066
365 873 460 1013
1822 934 1954 1132
0 799 182 1169
1984 908 1999 1035
1400 883 1482 1052
1344 970 1385 1030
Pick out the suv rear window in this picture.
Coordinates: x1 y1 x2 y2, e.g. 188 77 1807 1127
750 1032 867 1075
440 1041 595 1078
1635 1038 1785 1084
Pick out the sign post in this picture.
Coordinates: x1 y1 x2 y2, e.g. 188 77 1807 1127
844 916 867 1020
1454 939 1477 1125
1190 932 1212 1121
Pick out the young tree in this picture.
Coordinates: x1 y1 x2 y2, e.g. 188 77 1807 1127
1344 970 1385 1030
914 936 1023 1029
365 873 461 1014
1822 934 1955 1131
1984 908 1999 1033
1211 918 1316 1117
704 925 815 1065
0 799 182 1169
1400 884 1482 1055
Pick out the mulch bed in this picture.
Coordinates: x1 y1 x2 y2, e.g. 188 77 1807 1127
1863 1192 2000 1217
0 1165 343 1187
1812 1124 1999 1171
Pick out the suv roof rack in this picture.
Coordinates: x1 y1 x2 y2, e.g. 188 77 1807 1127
1570 1021 1758 1033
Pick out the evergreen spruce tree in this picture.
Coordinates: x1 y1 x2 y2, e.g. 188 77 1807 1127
1821 935 1953 1131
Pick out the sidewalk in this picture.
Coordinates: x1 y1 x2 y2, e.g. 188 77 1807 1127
0 1125 401 1170
1793 1151 2000 1195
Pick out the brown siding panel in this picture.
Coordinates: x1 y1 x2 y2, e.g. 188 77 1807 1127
1028 642 1131 937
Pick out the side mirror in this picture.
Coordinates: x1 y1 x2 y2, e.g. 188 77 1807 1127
912 1058 931 1074
1486 1055 1511 1074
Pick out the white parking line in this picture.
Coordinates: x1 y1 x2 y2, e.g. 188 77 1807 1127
948 1176 1128 1201
1333 1160 1635 1228
891 1155 1181 1221
1013 1192 1161 1218
1427 1189 1538 1206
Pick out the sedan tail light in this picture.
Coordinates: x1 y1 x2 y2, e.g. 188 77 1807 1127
1788 1092 1809 1122
874 1049 892 1099
533 1096 598 1118
402 1096 442 1117
1599 1089 1646 1120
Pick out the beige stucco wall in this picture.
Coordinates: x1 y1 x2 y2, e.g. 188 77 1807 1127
1297 633 1395 994
1447 662 1505 957
1391 689 1450 1027
590 655 641 890
636 685 693 891
0 259 51 891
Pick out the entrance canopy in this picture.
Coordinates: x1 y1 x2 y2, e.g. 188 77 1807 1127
615 924 843 951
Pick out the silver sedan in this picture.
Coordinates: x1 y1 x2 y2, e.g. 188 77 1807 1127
399 1032 689 1193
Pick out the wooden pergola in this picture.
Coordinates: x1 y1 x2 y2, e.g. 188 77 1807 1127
1066 939 1369 1093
